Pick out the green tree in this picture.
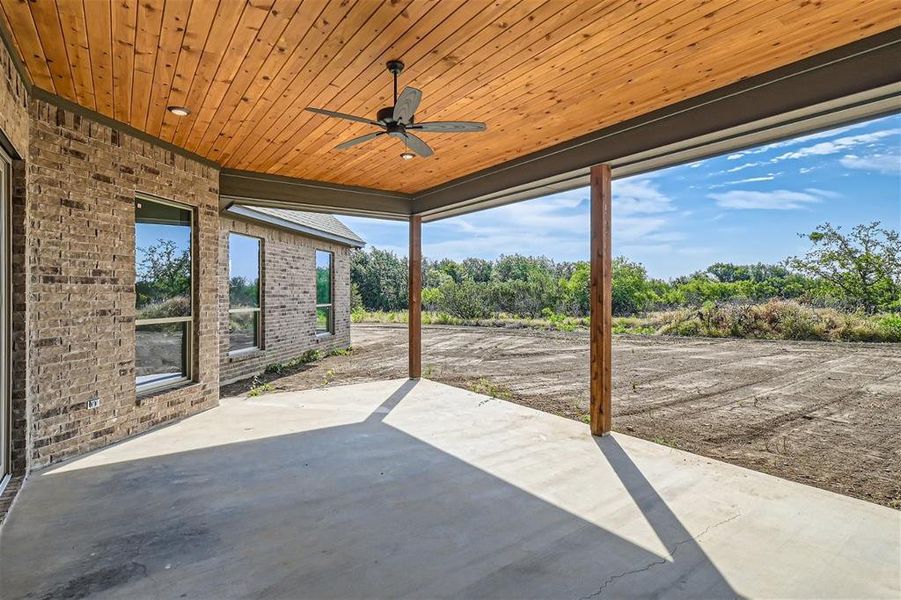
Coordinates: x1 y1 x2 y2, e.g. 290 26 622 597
229 276 259 308
787 222 901 313
438 280 492 319
492 254 554 282
423 266 455 288
432 258 465 284
350 248 408 311
559 262 590 316
461 257 493 282
135 239 190 316
611 257 656 315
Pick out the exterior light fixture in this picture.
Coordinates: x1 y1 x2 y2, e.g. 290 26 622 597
167 106 191 117
400 151 415 160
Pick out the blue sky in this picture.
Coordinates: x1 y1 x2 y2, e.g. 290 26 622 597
341 113 900 280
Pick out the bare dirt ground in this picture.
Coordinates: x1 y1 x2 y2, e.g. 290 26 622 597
221 323 901 508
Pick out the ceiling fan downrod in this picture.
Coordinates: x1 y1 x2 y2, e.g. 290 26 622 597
386 60 404 105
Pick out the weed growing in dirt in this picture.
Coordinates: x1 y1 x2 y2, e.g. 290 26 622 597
322 368 335 385
467 377 514 401
247 377 275 397
652 436 680 449
328 346 354 357
265 349 322 375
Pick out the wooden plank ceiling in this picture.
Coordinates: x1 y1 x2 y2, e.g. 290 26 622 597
2 0 898 194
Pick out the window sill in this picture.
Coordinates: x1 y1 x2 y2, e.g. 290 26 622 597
316 332 334 339
228 347 262 360
136 379 197 405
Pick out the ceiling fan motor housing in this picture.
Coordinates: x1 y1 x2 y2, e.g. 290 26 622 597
377 106 406 125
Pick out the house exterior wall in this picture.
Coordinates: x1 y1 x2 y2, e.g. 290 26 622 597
0 41 357 476
0 38 30 475
219 215 352 384
24 98 220 469
0 40 28 153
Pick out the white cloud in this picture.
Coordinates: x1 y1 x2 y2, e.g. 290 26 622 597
612 177 675 216
726 161 764 173
709 175 775 189
723 121 874 162
803 188 841 199
772 129 899 162
708 189 827 210
839 152 901 175
398 179 683 261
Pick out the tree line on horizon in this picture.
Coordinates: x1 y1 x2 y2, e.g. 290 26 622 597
350 222 901 319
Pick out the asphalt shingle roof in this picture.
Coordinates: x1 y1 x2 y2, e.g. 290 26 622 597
232 205 365 247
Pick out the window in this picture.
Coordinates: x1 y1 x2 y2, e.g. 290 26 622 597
0 145 10 480
315 250 334 334
229 233 262 352
135 196 192 391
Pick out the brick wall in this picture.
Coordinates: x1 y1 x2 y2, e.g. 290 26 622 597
219 215 352 384
25 98 220 469
9 159 27 474
0 39 28 154
0 39 29 475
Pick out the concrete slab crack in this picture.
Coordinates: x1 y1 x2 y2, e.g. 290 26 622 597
579 512 742 599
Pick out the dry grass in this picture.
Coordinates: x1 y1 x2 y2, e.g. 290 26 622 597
353 301 901 343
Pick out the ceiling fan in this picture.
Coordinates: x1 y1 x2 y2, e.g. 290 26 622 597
305 60 487 159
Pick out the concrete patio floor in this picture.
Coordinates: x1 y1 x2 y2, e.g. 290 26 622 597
1 379 898 599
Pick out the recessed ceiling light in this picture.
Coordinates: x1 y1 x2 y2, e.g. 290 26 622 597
167 106 191 117
400 151 415 160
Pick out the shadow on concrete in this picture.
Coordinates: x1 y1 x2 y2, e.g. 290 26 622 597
365 378 420 424
593 436 741 598
0 382 737 599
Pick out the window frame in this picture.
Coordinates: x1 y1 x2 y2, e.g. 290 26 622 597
228 232 263 355
315 249 335 336
0 145 10 483
134 193 195 394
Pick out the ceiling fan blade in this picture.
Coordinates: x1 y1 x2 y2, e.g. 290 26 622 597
306 107 380 126
393 87 422 124
335 131 384 150
401 132 433 157
409 121 487 132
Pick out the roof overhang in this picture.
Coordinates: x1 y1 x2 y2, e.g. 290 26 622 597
413 30 901 221
2 8 897 223
220 29 900 223
220 170 412 220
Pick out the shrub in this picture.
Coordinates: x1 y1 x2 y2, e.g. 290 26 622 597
437 280 492 319
654 300 900 342
421 287 443 310
136 296 190 320
877 313 901 339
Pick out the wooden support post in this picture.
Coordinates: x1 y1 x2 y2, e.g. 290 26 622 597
408 215 422 379
590 164 612 436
